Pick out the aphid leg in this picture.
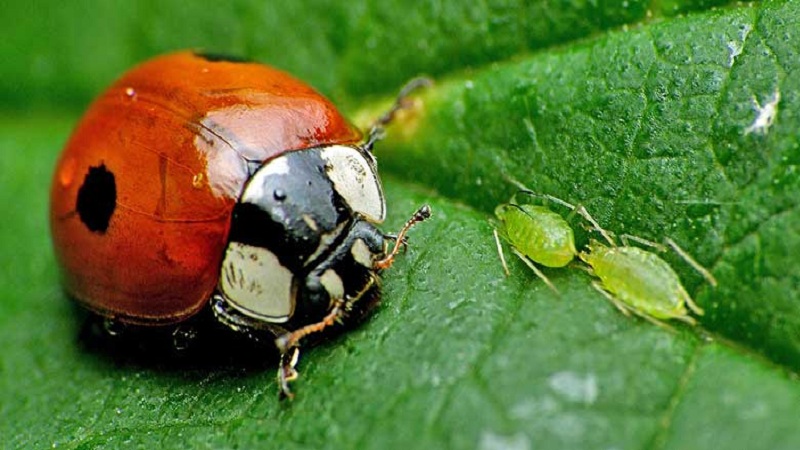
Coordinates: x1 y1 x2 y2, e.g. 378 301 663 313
573 260 595 275
591 282 679 331
591 282 677 331
511 247 560 294
664 238 718 287
678 285 705 316
493 228 510 276
363 77 434 152
634 311 678 331
590 281 630 316
374 205 432 270
619 234 667 252
673 313 698 326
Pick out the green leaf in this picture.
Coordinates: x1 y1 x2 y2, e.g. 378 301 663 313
380 0 800 372
3 1 800 449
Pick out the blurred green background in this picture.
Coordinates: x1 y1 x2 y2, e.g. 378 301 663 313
4 1 800 449
3 0 731 111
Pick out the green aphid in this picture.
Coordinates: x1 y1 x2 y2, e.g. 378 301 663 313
493 192 612 293
495 202 576 267
579 235 718 327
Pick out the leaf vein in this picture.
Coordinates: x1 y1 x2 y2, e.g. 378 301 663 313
649 341 704 450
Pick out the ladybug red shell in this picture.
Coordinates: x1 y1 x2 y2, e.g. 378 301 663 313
50 51 431 398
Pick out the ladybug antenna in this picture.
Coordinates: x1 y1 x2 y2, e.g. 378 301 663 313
374 204 432 270
363 77 433 152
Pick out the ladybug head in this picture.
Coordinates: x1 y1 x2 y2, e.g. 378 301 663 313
215 144 388 326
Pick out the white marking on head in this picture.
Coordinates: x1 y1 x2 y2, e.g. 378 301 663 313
219 242 294 323
240 156 291 202
320 269 345 300
351 238 374 267
745 90 780 135
304 222 348 267
321 145 386 223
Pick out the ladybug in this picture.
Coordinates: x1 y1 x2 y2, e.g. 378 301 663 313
50 51 431 398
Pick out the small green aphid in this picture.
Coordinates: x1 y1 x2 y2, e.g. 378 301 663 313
493 191 613 293
579 234 718 327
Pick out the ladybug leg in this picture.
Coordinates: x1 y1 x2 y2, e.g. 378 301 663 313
382 232 409 254
171 324 199 352
363 77 433 151
278 346 300 400
102 317 126 337
274 298 346 400
274 275 379 399
274 296 350 355
374 204 432 270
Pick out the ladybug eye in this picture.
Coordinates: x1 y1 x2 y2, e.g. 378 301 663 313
76 164 116 233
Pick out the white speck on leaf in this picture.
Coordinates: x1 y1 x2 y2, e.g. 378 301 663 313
548 371 599 405
550 413 588 440
510 395 559 419
478 431 531 450
740 401 770 420
726 23 752 67
745 90 780 135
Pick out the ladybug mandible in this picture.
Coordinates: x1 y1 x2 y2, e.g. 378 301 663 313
50 51 431 398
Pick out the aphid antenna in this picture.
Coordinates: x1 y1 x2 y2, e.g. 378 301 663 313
619 234 668 252
591 282 679 332
502 173 532 193
492 228 511 277
511 247 560 295
363 77 433 152
574 205 616 247
505 203 541 223
501 173 618 246
513 189 575 209
621 234 718 288
501 175 576 212
665 238 719 288
514 189 617 247
679 285 706 315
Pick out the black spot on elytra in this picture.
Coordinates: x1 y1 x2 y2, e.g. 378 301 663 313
194 51 252 63
76 164 116 233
